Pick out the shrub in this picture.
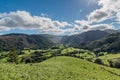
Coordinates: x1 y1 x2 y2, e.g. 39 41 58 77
109 59 120 68
94 58 103 65
32 51 42 56
7 50 19 64
22 55 34 63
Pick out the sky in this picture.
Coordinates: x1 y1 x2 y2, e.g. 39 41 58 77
0 0 120 35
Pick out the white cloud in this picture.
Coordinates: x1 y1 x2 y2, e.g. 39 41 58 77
88 0 98 5
116 10 120 23
0 0 120 35
88 9 111 23
0 26 10 31
40 13 48 17
89 24 114 30
0 11 71 35
71 0 120 34
88 0 120 24
74 20 89 30
74 20 89 26
73 21 114 32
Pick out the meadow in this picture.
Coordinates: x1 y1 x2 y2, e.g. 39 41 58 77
1 56 120 80
0 47 120 80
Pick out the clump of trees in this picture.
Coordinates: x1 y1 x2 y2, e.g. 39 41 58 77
94 58 120 68
109 59 120 68
22 51 49 63
7 50 19 64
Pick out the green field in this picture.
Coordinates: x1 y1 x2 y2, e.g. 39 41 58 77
1 47 120 80
99 53 120 60
0 56 120 80
96 53 120 67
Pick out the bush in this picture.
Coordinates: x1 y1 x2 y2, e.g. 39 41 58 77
22 51 49 63
22 54 42 63
51 46 59 49
32 51 42 56
22 55 34 63
7 50 19 64
109 59 120 68
94 58 103 65
87 58 93 62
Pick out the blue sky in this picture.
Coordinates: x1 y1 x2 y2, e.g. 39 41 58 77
0 0 120 35
0 0 97 20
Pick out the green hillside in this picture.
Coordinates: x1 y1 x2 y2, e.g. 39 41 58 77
96 53 120 68
1 56 120 80
85 33 120 53
61 30 109 47
0 34 54 51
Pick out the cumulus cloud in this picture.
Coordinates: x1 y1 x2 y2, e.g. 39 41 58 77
72 0 120 33
88 9 110 23
74 20 89 26
73 20 114 31
88 0 120 24
0 11 71 35
0 26 10 31
116 11 120 23
89 24 114 30
73 20 89 31
0 0 120 35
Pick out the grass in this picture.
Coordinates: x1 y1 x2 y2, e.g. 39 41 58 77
0 56 120 80
61 47 79 54
96 53 120 66
61 47 95 61
1 48 120 79
99 53 120 60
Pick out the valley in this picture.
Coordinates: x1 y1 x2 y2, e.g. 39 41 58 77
0 30 120 80
0 0 120 79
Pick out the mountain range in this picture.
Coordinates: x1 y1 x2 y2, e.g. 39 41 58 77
61 30 110 47
0 29 119 52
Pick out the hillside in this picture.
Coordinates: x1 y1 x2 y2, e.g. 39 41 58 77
0 30 118 51
61 30 109 47
104 29 120 34
40 34 63 44
0 56 120 80
0 33 54 51
85 32 120 52
0 30 112 51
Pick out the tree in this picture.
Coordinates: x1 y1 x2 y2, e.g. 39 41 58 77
109 60 120 68
7 50 19 64
94 58 103 65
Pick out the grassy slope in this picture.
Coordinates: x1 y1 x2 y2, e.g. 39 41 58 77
99 53 120 59
0 56 120 80
96 53 120 66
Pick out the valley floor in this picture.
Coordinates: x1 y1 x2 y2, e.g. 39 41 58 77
0 56 120 80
